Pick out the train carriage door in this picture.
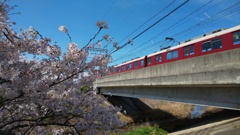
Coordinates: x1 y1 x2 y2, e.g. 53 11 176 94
144 56 147 67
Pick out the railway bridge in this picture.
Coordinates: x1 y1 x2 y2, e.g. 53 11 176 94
94 48 240 110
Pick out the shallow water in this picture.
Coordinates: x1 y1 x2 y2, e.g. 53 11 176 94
191 105 206 118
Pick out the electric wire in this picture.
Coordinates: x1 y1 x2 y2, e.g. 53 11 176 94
111 0 214 63
115 9 240 65
110 0 240 65
109 0 190 55
101 0 117 20
167 0 226 33
103 1 149 54
172 1 240 39
112 2 148 38
83 0 116 48
86 0 117 62
118 0 176 44
107 0 177 54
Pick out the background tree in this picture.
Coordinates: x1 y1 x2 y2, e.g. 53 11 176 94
0 1 123 135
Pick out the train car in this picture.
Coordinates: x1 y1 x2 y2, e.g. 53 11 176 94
113 56 146 73
112 25 240 75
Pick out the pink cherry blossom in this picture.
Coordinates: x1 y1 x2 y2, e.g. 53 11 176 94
58 25 68 33
103 34 110 41
0 2 123 135
96 21 109 29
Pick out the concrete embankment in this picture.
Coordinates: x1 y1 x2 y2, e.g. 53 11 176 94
169 117 240 135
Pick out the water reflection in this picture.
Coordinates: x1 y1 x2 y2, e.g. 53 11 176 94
191 105 206 118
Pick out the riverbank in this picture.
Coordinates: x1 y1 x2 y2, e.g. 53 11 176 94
117 98 240 133
118 109 240 134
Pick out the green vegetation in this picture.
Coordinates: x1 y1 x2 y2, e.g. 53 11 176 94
122 124 168 135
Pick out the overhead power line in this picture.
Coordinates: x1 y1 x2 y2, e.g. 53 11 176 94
101 0 116 19
131 0 190 41
109 0 190 55
172 1 240 39
116 0 214 59
108 0 176 54
118 0 176 44
111 0 240 64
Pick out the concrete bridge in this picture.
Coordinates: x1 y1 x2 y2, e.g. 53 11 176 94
94 48 240 110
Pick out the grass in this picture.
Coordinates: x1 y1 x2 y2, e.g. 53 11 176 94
121 124 168 135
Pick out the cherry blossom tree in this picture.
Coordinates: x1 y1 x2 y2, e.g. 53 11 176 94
0 1 123 135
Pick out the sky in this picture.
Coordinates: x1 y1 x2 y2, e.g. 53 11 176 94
7 0 240 66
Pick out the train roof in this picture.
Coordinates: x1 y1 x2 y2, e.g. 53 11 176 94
114 56 145 67
114 25 240 68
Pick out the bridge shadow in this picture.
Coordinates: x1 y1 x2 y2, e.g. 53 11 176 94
106 96 175 121
106 96 240 132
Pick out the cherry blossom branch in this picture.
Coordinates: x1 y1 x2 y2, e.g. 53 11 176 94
73 126 81 135
83 27 102 49
1 109 76 134
82 21 108 49
0 2 123 134
58 26 72 42
0 77 11 84
23 126 35 135
3 31 13 43
0 90 25 107
49 66 88 87
66 32 72 43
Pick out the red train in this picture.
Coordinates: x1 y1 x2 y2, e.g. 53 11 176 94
99 25 240 76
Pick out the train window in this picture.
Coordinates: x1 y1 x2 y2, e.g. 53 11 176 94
140 60 144 66
134 61 138 68
127 63 132 69
202 38 222 52
190 45 194 55
147 58 152 64
155 54 162 62
173 50 178 58
116 67 120 72
184 47 188 56
167 52 172 60
233 31 240 45
202 41 211 52
212 38 222 49
184 45 194 56
122 65 125 71
167 50 178 60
